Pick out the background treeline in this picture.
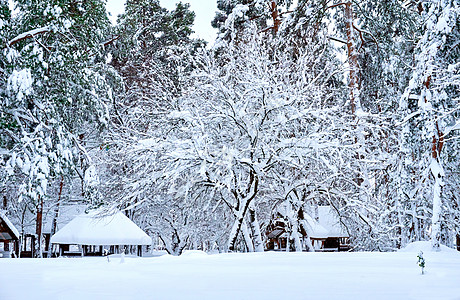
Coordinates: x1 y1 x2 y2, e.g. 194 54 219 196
1 0 459 256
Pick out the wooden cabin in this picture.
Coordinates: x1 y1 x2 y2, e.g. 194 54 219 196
0 211 20 258
266 206 350 252
12 205 87 257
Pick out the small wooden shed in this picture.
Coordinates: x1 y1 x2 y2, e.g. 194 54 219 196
0 210 20 258
50 210 152 257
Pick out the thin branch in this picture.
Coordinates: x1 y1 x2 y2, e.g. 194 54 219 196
352 23 379 51
325 2 348 10
328 35 347 44
258 26 274 34
102 35 119 47
279 10 293 16
353 23 366 51
8 26 50 47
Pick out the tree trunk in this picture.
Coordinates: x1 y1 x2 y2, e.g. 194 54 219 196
35 195 43 258
242 221 254 252
270 1 281 34
248 206 264 252
425 77 445 251
430 158 443 251
227 170 259 252
48 177 64 258
344 1 371 200
395 197 406 249
413 208 421 241
344 1 360 116
159 231 187 256
227 215 244 252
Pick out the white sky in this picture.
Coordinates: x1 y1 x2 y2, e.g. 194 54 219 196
106 0 218 44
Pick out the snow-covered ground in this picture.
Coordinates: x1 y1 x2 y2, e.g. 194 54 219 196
1 243 459 300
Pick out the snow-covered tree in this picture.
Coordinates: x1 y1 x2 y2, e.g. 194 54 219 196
98 0 204 254
2 0 114 256
402 0 459 251
154 18 346 252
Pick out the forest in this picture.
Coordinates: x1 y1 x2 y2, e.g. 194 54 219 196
0 0 459 257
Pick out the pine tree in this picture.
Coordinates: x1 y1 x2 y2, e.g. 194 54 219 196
3 0 114 257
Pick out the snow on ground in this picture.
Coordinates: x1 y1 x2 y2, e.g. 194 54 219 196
1 245 460 300
398 240 458 253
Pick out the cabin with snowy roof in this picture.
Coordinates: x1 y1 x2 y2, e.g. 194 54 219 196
265 206 349 252
0 210 20 258
50 210 152 257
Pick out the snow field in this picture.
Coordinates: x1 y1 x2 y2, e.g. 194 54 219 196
1 248 460 300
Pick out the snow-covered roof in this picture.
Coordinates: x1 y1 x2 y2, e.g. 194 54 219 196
271 204 348 239
304 214 330 239
317 206 349 238
50 210 152 246
0 210 20 240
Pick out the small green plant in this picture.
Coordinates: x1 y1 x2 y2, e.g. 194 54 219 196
417 251 425 275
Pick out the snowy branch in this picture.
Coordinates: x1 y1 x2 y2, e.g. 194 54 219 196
8 26 50 47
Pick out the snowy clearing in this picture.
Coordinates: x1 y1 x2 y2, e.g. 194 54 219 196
1 248 460 300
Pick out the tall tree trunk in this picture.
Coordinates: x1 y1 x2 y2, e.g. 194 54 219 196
242 221 254 252
248 206 264 252
270 1 281 34
430 124 444 251
424 72 445 251
48 177 63 258
344 1 372 218
396 197 406 249
227 174 259 252
413 206 420 241
227 214 244 252
431 167 443 251
35 195 43 258
344 1 360 116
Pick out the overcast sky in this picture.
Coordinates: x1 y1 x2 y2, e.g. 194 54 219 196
106 0 218 44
